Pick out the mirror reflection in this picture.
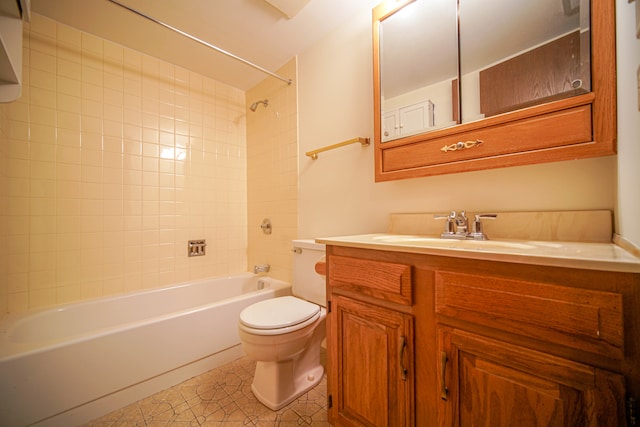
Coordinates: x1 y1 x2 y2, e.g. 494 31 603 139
378 0 591 143
379 0 458 142
459 0 590 123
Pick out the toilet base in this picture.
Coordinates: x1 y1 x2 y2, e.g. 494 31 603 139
241 305 327 411
251 361 324 411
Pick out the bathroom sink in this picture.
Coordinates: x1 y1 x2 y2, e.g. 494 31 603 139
371 234 537 250
317 234 640 274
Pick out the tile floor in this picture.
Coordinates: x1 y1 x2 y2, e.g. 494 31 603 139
83 353 329 426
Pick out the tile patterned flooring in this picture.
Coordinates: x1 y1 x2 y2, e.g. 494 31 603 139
83 354 329 426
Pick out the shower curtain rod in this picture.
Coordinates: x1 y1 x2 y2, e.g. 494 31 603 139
106 0 293 85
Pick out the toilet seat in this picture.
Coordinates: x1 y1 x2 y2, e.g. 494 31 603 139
239 296 321 335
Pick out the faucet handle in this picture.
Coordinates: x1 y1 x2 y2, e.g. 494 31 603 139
434 211 456 235
433 210 456 219
470 214 497 240
475 213 497 222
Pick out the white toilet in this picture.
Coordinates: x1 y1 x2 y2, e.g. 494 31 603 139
238 239 326 410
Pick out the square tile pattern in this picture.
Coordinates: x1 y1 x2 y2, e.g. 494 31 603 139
83 354 329 426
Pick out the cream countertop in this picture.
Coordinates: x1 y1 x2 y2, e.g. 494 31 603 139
316 233 640 274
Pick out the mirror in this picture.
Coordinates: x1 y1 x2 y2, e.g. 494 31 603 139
377 0 591 143
459 0 590 123
379 0 458 142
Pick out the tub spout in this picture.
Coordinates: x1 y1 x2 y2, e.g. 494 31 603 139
253 264 270 274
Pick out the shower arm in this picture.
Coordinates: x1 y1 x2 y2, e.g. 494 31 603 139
250 99 268 112
106 0 293 86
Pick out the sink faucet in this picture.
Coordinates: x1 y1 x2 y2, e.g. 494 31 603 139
435 211 497 240
435 211 469 239
454 211 469 235
253 264 270 274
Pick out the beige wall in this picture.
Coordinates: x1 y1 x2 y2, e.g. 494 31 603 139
0 94 8 315
246 59 298 283
0 14 248 314
297 3 624 243
616 0 640 248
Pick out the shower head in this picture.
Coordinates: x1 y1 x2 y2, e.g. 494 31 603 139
249 99 269 112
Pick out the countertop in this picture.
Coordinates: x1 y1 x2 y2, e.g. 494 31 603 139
316 233 640 273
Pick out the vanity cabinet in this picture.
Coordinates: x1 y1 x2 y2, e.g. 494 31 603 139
329 295 413 427
324 244 640 427
326 255 415 426
435 271 627 425
437 327 626 426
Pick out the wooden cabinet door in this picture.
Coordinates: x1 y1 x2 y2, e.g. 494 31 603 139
437 327 626 427
328 295 414 427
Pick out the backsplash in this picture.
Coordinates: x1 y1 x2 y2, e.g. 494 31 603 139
0 14 248 314
388 210 613 243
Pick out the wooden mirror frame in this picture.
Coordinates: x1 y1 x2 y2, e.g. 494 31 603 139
373 0 617 182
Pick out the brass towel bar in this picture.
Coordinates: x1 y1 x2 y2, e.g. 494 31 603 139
305 137 370 160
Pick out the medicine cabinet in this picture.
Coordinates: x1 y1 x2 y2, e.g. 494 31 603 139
373 0 616 181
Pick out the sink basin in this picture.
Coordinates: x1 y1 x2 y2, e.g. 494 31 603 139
317 234 640 274
371 234 538 251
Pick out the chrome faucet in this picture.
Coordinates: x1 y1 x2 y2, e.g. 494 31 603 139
253 264 271 274
435 211 469 239
435 211 497 240
469 214 498 240
434 211 456 237
454 211 469 235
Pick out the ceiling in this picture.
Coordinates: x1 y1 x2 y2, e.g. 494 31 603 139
31 0 381 91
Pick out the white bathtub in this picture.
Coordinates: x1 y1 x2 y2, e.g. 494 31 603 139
0 273 291 427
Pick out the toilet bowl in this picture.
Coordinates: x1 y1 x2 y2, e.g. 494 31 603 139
238 240 326 410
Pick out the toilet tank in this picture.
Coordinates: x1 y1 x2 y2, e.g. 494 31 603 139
292 239 326 307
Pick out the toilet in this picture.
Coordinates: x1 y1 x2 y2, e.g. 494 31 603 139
238 239 326 411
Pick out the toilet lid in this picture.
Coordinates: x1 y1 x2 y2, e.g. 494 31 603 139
239 296 320 330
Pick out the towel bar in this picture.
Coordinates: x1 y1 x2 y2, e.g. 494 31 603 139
306 137 370 159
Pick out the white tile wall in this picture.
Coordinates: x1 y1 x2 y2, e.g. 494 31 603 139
246 59 298 283
0 14 248 313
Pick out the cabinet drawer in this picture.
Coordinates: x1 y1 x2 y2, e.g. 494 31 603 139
435 271 624 360
329 256 412 305
382 104 592 172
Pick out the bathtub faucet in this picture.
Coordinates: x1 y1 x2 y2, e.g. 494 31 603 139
253 264 271 274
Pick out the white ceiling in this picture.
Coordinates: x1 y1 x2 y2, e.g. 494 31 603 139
31 0 381 90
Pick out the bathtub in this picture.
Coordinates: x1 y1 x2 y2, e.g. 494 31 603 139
0 273 291 427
